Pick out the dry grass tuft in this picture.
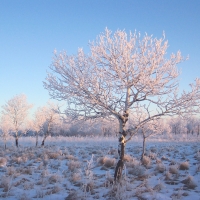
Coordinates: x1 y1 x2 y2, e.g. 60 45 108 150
156 163 166 173
65 154 77 161
153 183 163 192
98 156 116 168
164 171 172 180
71 172 82 183
128 165 147 178
48 152 60 159
126 158 140 168
124 154 133 162
46 185 61 195
48 174 60 184
179 161 189 170
141 156 151 167
0 157 7 167
84 181 95 192
67 161 81 171
22 167 32 175
182 175 197 189
169 165 179 174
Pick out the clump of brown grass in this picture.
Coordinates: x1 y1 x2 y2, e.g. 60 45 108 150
126 158 140 168
65 154 77 161
169 165 179 174
48 152 60 159
179 161 189 170
164 171 172 180
0 157 7 167
124 154 133 162
84 181 95 192
46 185 61 195
22 167 32 175
182 175 197 189
156 163 166 173
153 183 163 192
48 174 60 184
149 152 157 160
98 156 116 168
141 156 151 167
128 165 147 178
67 161 81 171
71 172 82 183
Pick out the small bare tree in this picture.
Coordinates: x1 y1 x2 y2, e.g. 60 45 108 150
40 102 60 146
140 121 163 160
44 28 200 181
32 107 47 146
1 94 33 147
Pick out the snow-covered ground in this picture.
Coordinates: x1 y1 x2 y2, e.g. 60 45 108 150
0 135 200 200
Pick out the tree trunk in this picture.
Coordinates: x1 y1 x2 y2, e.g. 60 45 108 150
114 112 128 181
141 135 146 161
15 137 18 147
41 135 47 146
36 132 38 147
41 137 45 146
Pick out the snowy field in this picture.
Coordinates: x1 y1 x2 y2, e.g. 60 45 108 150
0 135 200 200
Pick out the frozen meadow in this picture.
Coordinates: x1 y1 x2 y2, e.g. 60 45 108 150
0 134 200 200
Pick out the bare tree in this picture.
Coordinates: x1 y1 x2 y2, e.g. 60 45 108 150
140 121 163 161
1 94 33 147
32 107 47 146
44 28 200 181
40 102 60 146
0 114 11 149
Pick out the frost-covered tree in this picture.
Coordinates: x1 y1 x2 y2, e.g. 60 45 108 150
129 109 164 160
44 28 200 180
32 107 47 146
1 94 33 147
169 117 186 135
40 102 61 146
0 114 11 149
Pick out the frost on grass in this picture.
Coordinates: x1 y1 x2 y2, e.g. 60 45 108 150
0 138 200 199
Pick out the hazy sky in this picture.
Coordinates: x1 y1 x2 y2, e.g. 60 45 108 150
0 0 200 114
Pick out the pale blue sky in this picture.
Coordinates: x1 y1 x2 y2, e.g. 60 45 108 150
0 0 200 114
